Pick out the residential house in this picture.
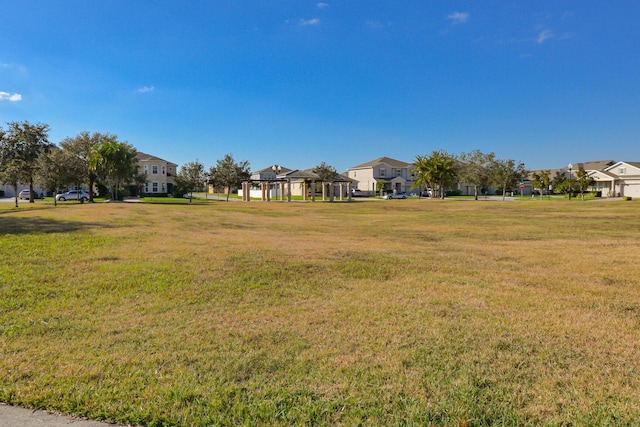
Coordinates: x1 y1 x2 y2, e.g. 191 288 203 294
588 161 640 198
136 152 177 196
250 165 293 181
346 157 417 195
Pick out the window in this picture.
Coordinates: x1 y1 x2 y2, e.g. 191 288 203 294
379 168 386 177
144 183 149 193
396 169 402 177
144 165 148 175
161 182 166 192
162 166 166 175
152 165 158 175
619 168 626 174
152 182 158 192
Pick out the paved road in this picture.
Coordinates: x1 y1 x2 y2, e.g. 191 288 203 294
0 404 115 426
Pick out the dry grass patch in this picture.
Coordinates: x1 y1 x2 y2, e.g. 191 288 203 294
1 200 640 426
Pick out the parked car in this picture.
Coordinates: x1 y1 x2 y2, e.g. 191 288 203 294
56 190 90 202
351 189 363 197
18 189 40 200
384 192 407 199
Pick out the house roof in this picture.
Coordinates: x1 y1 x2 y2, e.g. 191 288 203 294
281 169 320 180
253 165 293 175
573 160 615 171
623 161 640 169
604 161 640 174
295 169 356 182
350 156 410 169
589 169 618 179
136 151 177 166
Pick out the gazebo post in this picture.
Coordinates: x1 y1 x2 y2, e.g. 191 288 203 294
287 180 292 202
311 181 316 202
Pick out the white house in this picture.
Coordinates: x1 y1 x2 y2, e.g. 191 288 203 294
589 161 640 198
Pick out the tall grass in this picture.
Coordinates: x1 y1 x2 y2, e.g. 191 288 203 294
1 200 639 426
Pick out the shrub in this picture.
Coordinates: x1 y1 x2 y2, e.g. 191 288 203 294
141 193 170 198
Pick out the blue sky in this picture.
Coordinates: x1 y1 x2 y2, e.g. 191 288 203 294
1 1 638 172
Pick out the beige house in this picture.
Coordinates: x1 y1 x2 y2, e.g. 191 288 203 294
346 157 417 195
588 161 640 198
136 152 177 196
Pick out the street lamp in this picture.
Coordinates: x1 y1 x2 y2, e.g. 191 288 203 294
568 163 573 201
272 164 282 200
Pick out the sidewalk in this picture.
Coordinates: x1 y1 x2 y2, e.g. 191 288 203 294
0 404 114 427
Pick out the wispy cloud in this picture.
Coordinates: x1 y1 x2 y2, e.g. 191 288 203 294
299 18 320 26
447 11 469 24
316 2 328 9
537 29 554 44
136 86 155 94
0 91 22 102
365 19 385 30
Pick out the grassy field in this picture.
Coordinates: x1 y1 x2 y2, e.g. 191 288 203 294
1 199 639 426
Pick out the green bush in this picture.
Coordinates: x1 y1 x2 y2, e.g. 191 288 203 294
141 193 170 198
623 196 633 201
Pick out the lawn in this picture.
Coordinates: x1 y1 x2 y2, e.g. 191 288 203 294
1 199 639 426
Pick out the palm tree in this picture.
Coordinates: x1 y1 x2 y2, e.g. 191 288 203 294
411 154 434 197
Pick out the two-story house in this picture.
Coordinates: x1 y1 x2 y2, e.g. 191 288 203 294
136 152 178 196
346 157 416 195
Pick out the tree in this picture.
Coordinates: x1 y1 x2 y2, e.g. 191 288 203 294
313 162 340 182
0 126 20 207
0 121 52 203
575 167 595 201
491 159 527 201
551 171 566 194
35 146 80 206
60 131 116 202
541 170 551 199
208 154 251 201
458 150 495 200
411 154 436 198
530 170 551 200
88 140 138 201
411 150 457 199
175 160 206 202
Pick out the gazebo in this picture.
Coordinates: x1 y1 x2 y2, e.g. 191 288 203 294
241 167 356 202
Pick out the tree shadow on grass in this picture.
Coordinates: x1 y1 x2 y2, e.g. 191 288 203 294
0 216 107 236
